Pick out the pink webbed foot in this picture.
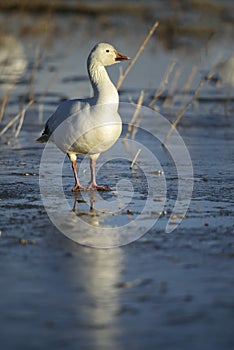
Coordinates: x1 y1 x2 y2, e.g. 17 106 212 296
87 183 111 191
72 184 85 192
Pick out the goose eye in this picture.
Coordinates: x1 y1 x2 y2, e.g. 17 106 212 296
106 49 109 53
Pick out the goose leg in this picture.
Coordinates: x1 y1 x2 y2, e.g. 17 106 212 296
88 158 111 191
71 160 85 191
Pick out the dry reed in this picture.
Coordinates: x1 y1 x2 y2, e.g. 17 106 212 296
0 100 34 138
162 51 232 145
130 149 141 170
116 21 159 90
14 108 26 138
163 65 181 108
119 21 160 143
28 46 41 101
0 92 9 121
178 65 197 110
0 69 20 122
123 90 145 140
162 72 214 146
148 59 176 108
0 45 41 138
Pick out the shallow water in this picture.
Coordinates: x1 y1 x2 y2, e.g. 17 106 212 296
1 3 234 349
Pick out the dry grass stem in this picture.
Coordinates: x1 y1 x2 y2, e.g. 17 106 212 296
179 65 197 110
163 65 181 108
148 59 177 108
118 65 123 79
130 149 141 169
0 92 9 121
163 77 208 146
14 109 26 138
123 90 145 140
183 65 198 93
131 114 142 140
38 103 44 123
0 100 34 138
116 21 159 90
0 73 19 122
28 46 41 101
163 69 216 146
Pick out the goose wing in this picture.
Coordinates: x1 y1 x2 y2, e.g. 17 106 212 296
36 98 91 142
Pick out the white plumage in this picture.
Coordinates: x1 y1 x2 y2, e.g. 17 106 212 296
37 43 129 191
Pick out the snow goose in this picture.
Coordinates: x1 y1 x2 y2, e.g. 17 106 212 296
37 43 130 191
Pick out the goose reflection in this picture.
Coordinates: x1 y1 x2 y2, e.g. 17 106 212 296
60 191 125 346
72 191 111 229
69 246 124 347
72 191 95 213
68 191 123 247
68 192 124 345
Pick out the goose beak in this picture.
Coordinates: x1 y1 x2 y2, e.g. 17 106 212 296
115 51 130 62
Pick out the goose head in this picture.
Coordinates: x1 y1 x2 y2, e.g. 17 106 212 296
88 42 130 67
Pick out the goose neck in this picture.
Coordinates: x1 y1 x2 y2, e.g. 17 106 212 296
88 62 119 105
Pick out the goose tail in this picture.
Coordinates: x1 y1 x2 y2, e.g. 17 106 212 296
36 134 49 143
